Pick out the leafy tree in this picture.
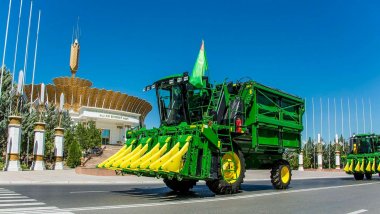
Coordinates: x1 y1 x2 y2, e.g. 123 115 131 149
303 152 312 169
66 139 81 168
86 121 101 150
75 123 88 153
43 104 58 167
64 126 75 158
302 137 316 169
0 68 13 157
74 121 101 156
20 106 38 165
283 150 298 169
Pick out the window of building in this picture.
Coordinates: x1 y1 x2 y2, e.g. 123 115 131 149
101 129 110 145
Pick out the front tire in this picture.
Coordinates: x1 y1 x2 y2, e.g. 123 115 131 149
365 173 372 180
271 160 291 190
163 178 197 193
206 150 246 194
354 173 364 180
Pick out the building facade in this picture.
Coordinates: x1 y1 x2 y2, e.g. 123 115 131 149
24 39 152 144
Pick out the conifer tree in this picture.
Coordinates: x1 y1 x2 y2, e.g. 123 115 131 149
66 139 81 168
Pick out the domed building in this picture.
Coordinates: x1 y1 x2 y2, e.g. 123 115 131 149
24 39 152 145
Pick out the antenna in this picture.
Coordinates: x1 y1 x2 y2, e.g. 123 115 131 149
72 26 75 44
76 16 80 41
0 0 13 98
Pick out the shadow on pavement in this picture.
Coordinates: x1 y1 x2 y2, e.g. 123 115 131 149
110 183 278 201
111 185 215 201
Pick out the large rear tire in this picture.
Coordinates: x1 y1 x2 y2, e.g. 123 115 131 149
365 173 372 180
163 178 197 193
271 160 291 190
354 173 364 180
206 150 246 195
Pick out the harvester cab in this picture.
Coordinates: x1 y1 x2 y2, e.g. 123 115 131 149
344 134 380 180
98 72 305 194
148 72 211 126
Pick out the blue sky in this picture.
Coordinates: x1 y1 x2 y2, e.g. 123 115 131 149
1 0 380 142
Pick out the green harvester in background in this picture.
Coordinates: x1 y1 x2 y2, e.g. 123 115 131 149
344 134 380 180
98 41 305 194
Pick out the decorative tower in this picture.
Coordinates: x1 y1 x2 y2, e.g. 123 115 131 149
5 71 24 171
317 133 323 170
54 93 65 170
69 39 80 78
335 134 341 169
31 84 46 170
5 116 22 171
298 149 304 171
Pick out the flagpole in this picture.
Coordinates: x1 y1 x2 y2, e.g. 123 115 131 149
0 0 13 98
334 98 337 136
348 98 352 136
9 0 23 113
340 98 344 152
369 98 373 133
30 10 41 112
305 98 308 156
328 98 330 144
362 98 365 133
340 98 344 137
22 0 33 94
312 97 316 168
327 98 331 169
355 98 358 134
312 98 315 142
320 98 323 137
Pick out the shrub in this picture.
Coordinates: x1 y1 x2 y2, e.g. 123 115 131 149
66 140 82 168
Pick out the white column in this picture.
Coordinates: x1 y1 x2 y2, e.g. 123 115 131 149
31 122 46 170
317 152 323 170
53 128 64 170
335 148 341 169
4 116 22 171
298 150 304 171
123 125 127 143
317 133 323 170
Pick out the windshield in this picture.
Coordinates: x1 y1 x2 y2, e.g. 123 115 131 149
350 136 374 154
157 85 186 126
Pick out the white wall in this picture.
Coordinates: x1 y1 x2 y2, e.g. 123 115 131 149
96 121 124 145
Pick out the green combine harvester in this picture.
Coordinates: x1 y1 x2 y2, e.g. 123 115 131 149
98 72 304 194
344 134 380 180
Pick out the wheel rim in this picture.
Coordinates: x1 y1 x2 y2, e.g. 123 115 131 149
221 152 241 184
280 166 290 184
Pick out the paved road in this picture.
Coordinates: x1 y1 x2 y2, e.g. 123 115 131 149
0 176 379 214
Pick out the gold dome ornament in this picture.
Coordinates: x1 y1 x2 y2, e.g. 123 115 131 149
70 39 80 77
